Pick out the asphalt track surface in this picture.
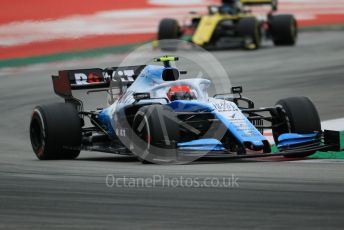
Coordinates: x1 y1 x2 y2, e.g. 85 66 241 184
0 31 344 229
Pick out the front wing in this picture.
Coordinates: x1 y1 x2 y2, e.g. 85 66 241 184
81 130 343 161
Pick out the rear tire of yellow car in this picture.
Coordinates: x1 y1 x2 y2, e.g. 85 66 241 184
269 14 297 46
158 18 180 40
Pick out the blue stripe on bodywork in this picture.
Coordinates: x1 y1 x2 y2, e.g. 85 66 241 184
178 138 225 151
278 133 319 142
277 138 318 148
98 107 116 137
277 133 320 148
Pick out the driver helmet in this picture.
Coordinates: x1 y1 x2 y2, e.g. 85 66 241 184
220 0 241 14
167 85 195 101
222 0 237 4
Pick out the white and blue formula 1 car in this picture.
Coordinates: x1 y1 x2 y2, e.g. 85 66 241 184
29 56 343 163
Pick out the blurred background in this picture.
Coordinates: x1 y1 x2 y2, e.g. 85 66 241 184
1 0 344 66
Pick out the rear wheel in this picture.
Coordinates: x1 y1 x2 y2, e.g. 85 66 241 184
30 103 82 160
269 14 297 46
273 97 321 157
236 17 261 49
131 105 179 164
158 18 180 40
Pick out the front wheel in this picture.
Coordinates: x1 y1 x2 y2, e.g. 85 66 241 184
131 105 179 164
30 103 82 160
236 17 261 50
272 97 321 158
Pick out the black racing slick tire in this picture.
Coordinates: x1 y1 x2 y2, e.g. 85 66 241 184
30 103 82 160
158 18 180 40
236 17 261 49
273 97 321 157
131 105 179 164
269 14 297 46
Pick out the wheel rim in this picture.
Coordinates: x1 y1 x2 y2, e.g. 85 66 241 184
254 25 261 47
251 20 261 48
30 117 45 156
290 20 297 42
273 105 292 143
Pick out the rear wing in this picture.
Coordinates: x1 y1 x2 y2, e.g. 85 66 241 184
52 65 146 100
240 0 278 11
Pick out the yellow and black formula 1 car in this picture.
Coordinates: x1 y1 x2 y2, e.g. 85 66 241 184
157 0 297 50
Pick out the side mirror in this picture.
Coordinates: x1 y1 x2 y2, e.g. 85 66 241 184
231 86 243 94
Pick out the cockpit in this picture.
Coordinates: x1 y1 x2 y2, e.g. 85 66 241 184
167 85 197 101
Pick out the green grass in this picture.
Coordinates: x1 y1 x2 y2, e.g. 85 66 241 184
308 131 344 159
308 151 344 159
270 146 344 159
